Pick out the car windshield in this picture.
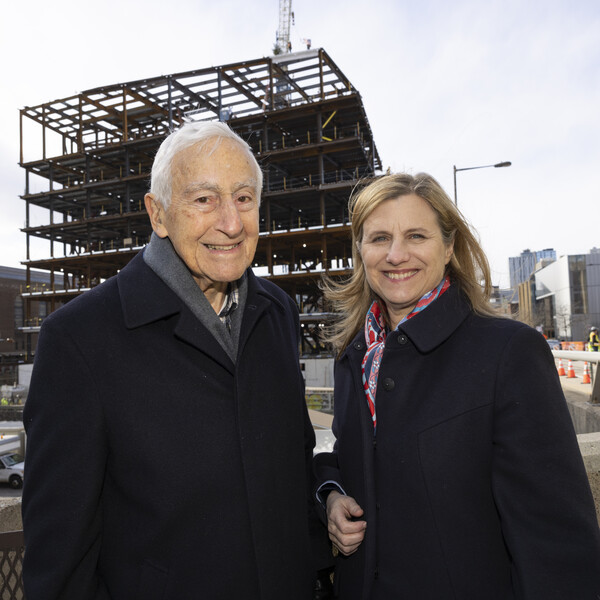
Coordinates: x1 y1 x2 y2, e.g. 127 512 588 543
2 454 24 466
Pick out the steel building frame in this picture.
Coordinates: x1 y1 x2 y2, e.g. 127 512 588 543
19 48 381 356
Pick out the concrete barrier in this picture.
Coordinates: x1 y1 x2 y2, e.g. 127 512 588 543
559 375 600 521
565 393 600 434
0 498 22 533
578 432 600 524
560 372 600 434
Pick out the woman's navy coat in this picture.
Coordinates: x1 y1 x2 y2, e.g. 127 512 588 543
315 284 600 599
23 252 317 600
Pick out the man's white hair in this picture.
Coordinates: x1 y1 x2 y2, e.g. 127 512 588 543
149 121 263 208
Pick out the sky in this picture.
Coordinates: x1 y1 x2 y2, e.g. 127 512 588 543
0 0 598 288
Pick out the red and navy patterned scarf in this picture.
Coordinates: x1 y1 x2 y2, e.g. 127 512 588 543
361 276 451 431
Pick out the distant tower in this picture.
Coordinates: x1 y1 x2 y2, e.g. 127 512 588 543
509 248 557 304
276 0 293 54
509 248 557 290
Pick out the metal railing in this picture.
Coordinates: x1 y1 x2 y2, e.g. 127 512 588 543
0 530 25 599
0 428 25 456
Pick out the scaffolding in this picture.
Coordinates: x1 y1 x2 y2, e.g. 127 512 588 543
19 48 381 356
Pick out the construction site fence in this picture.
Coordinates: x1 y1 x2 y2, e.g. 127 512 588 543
305 386 334 414
557 341 590 351
0 530 25 599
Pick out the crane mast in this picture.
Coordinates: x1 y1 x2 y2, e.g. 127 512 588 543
276 0 293 54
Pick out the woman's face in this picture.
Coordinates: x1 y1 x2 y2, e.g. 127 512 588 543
359 193 454 329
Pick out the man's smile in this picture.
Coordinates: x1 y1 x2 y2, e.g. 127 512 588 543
204 242 242 251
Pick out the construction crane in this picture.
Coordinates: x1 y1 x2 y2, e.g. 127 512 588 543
275 0 294 54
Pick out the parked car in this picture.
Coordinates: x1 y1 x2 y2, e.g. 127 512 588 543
0 452 24 489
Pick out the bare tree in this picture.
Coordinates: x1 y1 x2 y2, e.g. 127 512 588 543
554 304 573 340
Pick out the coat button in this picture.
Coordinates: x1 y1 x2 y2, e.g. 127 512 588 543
397 334 408 345
382 377 395 391
353 340 365 350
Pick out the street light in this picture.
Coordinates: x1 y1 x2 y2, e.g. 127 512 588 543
453 161 511 206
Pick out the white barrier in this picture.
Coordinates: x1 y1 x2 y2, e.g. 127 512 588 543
552 350 600 405
552 350 600 364
0 426 25 456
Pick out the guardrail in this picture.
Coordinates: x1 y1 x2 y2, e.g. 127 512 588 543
0 434 24 456
0 426 25 456
552 350 600 405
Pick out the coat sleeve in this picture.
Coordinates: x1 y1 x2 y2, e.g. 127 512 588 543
22 315 110 600
491 326 600 598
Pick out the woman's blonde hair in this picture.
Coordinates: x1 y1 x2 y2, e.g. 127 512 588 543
322 172 497 356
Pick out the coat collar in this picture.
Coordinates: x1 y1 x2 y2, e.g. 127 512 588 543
343 283 472 361
117 253 287 370
398 283 472 352
118 253 286 325
118 252 182 329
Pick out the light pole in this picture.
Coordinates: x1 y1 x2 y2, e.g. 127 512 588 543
453 161 511 206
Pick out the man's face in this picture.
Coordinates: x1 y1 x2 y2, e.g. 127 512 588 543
146 138 260 305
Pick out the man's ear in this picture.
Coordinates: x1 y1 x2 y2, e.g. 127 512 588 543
144 193 168 238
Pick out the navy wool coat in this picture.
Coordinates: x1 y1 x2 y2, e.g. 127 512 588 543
23 252 316 600
314 284 600 600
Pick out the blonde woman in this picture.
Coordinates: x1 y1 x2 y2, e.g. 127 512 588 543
314 173 600 599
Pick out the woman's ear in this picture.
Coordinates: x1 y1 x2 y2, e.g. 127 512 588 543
444 240 454 265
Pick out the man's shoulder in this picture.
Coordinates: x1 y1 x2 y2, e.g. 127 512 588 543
45 273 120 327
248 270 297 313
42 252 155 329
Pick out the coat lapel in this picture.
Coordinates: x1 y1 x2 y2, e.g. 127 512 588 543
399 284 471 352
117 253 235 373
172 310 235 373
237 270 286 360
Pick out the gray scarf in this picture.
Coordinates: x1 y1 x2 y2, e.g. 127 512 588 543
143 233 247 362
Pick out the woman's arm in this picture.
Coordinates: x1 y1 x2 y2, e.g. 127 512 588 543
492 326 600 597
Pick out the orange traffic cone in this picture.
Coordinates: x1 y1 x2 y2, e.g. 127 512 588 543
557 359 566 376
567 360 576 378
582 362 591 384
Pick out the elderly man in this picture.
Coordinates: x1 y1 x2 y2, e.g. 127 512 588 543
22 122 323 599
